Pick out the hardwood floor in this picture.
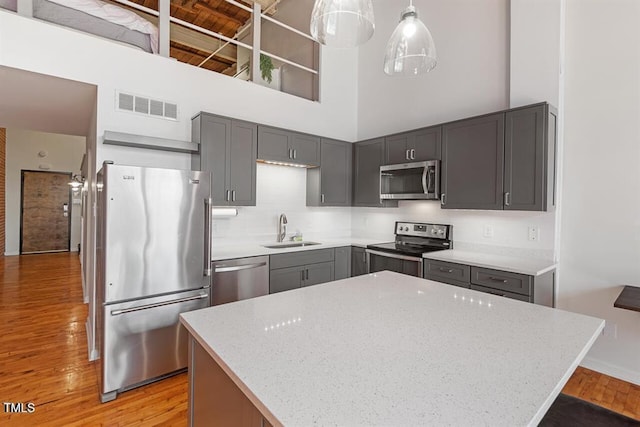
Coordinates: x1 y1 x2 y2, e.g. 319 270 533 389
0 253 638 425
0 253 187 426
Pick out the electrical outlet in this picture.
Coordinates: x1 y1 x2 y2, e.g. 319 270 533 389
483 225 494 238
603 321 617 338
528 226 539 241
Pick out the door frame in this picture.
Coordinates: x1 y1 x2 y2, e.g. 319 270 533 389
19 170 72 254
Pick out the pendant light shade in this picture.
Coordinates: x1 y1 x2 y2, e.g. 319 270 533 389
310 0 375 48
383 2 437 76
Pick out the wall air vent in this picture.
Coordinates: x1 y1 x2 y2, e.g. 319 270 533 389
116 91 179 121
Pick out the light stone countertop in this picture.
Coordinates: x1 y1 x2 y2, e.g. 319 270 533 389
423 249 557 276
211 238 381 261
180 271 604 427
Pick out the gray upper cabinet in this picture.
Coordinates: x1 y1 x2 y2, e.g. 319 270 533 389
307 138 352 207
504 103 557 211
385 126 442 164
257 125 320 167
441 113 505 210
192 113 257 206
353 138 397 207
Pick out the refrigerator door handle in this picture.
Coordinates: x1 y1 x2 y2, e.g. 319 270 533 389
110 293 209 316
204 197 213 277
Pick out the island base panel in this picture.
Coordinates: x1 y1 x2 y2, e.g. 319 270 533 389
188 337 273 427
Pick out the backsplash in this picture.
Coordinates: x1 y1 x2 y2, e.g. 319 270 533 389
213 164 555 260
212 163 352 244
352 202 556 260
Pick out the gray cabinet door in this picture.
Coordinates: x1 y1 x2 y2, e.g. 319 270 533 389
441 113 505 210
316 138 352 206
291 133 320 167
302 262 334 287
194 115 231 206
334 246 352 280
504 104 551 211
353 138 397 207
257 126 291 163
386 126 442 164
411 126 442 161
229 120 257 206
270 266 303 294
351 247 367 277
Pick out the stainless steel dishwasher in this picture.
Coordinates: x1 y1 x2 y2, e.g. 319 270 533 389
211 256 269 306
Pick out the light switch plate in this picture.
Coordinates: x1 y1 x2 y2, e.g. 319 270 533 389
528 226 539 241
483 225 494 238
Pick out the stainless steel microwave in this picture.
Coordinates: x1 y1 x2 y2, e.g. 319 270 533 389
380 160 440 200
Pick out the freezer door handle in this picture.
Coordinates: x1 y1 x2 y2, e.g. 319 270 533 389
110 293 209 316
204 198 212 276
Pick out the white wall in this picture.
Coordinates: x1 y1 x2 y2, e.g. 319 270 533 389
357 0 510 140
4 128 85 255
559 0 640 384
214 164 351 244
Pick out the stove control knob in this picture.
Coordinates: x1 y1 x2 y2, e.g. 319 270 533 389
404 227 409 231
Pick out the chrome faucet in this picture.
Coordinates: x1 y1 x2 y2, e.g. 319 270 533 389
277 214 288 242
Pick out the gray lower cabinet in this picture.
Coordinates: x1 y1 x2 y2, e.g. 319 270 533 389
307 139 352 206
424 259 555 307
441 113 505 210
351 246 367 276
504 103 557 211
192 113 257 206
385 125 442 164
257 125 320 167
269 249 335 294
353 138 397 207
334 246 352 280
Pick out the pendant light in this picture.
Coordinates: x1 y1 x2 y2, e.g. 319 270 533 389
310 0 375 48
383 1 437 76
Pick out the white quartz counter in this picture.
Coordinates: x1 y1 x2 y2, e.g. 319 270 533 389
211 238 380 261
180 271 603 426
423 249 557 276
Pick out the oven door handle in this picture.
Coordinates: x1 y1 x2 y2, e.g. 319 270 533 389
366 249 423 263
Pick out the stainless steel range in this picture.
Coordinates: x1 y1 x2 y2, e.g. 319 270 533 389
366 222 452 277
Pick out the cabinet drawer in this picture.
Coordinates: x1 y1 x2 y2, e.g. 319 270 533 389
424 260 470 285
470 285 532 303
470 267 532 296
270 249 334 270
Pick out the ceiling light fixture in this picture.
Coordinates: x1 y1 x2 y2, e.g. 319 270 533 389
310 0 375 48
383 0 437 76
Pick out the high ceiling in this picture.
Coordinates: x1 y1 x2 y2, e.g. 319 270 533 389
114 0 282 76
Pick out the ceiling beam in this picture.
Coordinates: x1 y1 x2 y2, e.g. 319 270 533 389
194 2 246 26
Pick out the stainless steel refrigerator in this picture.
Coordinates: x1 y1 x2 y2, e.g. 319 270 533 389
96 163 212 403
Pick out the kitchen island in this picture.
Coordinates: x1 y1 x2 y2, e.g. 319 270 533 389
180 271 604 426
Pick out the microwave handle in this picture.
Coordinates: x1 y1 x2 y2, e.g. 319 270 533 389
422 166 428 193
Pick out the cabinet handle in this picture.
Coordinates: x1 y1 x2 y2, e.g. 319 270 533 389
306 269 309 280
232 190 236 202
288 148 292 159
504 192 511 206
225 190 231 201
439 268 453 273
405 149 410 160
321 194 325 204
489 277 508 284
441 193 446 206
362 252 366 263
293 149 297 159
410 149 416 160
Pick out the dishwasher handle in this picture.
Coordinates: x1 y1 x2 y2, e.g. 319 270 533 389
214 262 268 273
110 293 209 316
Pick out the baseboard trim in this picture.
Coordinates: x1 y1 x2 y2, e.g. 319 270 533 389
581 356 640 386
4 251 19 256
85 318 98 361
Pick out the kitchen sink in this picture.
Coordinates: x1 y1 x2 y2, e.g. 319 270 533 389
262 242 321 249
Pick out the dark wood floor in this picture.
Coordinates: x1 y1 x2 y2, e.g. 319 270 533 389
0 253 638 425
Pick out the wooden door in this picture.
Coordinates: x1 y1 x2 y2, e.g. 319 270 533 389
21 171 71 254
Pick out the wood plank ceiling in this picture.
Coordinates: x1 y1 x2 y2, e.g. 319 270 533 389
117 0 281 75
